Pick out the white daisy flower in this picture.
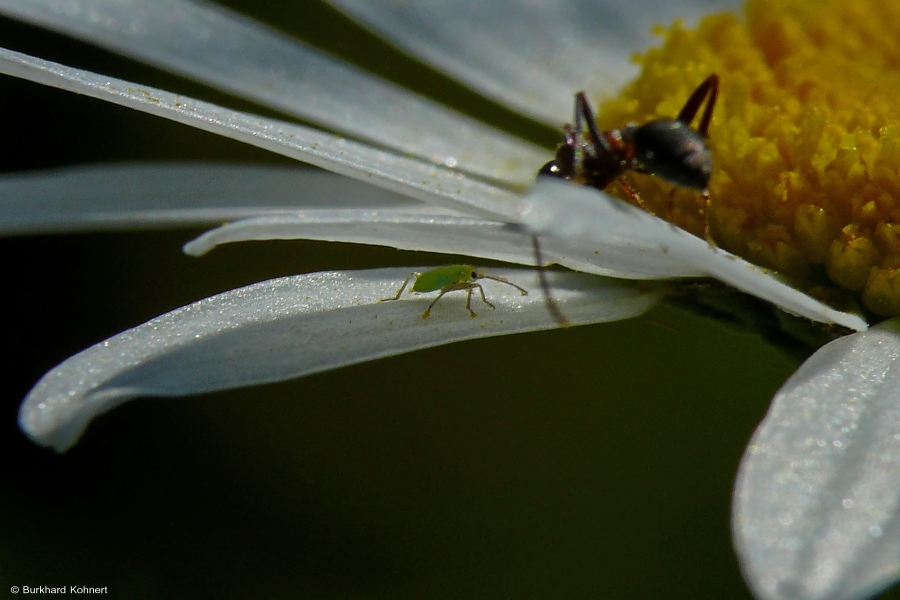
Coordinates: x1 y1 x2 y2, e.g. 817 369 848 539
2 1 899 599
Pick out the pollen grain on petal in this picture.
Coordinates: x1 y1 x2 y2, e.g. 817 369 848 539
596 0 900 316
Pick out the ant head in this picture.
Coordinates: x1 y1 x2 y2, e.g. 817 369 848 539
538 142 575 180
538 160 565 178
622 119 712 191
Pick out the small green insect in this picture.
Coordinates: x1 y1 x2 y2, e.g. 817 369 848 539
381 265 529 319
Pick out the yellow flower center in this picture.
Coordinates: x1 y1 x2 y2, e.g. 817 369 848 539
598 0 900 316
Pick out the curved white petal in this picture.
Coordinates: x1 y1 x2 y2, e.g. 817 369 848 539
182 210 696 282
326 0 742 125
19 267 662 452
734 320 900 600
0 0 547 184
0 163 439 235
184 212 533 262
521 178 868 331
0 47 520 221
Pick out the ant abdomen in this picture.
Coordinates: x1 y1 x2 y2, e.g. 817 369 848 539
626 119 712 191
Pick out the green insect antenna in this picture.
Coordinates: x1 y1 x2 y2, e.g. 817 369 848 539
476 272 529 296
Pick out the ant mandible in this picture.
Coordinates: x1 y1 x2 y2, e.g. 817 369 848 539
539 74 719 240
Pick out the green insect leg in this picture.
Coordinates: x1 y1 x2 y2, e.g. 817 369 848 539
379 272 419 303
422 287 454 319
464 286 477 318
472 283 495 315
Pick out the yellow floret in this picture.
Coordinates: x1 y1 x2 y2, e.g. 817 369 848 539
598 0 900 315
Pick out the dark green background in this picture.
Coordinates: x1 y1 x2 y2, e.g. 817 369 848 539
1 2 889 599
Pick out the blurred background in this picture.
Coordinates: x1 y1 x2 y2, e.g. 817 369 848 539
0 1 878 598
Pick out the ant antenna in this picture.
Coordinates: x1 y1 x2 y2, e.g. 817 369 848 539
531 235 570 328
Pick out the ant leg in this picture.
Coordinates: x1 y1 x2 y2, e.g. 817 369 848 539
574 92 603 147
667 185 716 245
676 74 719 136
531 235 570 328
480 274 528 296
701 190 716 245
555 125 577 177
573 93 589 138
696 75 719 136
571 93 609 173
562 123 577 147
667 187 677 214
616 176 649 212
380 272 418 302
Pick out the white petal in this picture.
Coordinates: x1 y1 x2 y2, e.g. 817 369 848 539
183 212 531 262
182 212 651 280
0 163 436 235
326 0 743 125
19 267 662 452
521 178 868 331
733 320 900 600
0 47 520 221
0 0 547 184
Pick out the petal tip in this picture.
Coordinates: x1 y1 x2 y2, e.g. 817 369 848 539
18 395 87 453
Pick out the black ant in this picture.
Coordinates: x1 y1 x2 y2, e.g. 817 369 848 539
533 74 719 328
539 74 719 239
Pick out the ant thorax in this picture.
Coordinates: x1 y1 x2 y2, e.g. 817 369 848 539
602 127 638 168
572 127 637 191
